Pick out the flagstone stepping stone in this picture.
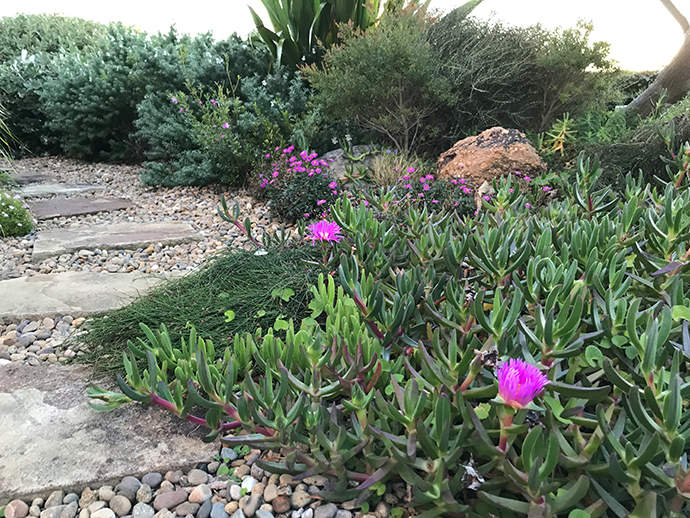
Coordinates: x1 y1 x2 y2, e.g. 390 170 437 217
29 197 137 220
32 221 201 261
8 172 55 186
0 271 178 324
0 361 217 505
18 183 106 198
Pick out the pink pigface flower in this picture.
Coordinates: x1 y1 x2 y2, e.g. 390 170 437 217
171 97 178 104
543 186 551 192
423 184 430 191
497 359 549 409
306 221 342 245
419 178 425 183
407 167 415 173
525 202 531 208
329 181 338 189
524 176 531 182
316 199 326 206
222 123 230 129
425 174 434 180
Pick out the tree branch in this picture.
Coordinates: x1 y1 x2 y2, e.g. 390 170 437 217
661 0 690 34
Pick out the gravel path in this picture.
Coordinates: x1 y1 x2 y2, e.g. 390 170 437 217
1 157 288 280
0 157 292 366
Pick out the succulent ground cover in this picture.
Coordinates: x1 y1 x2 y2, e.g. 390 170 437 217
88 149 690 517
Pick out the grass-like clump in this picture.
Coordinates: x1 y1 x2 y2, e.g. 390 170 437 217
80 246 319 373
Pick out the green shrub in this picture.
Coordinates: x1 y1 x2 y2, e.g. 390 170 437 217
428 14 615 134
137 67 315 186
0 191 32 237
39 25 272 162
302 8 453 154
0 14 107 64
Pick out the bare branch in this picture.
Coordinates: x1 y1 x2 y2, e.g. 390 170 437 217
660 0 690 34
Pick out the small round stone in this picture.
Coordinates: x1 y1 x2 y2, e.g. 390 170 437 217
6 500 29 518
210 503 229 518
88 502 107 514
45 491 65 509
92 510 117 518
99 488 116 503
189 485 213 504
132 503 155 518
270 497 290 515
224 503 238 515
174 503 199 516
314 504 337 518
110 496 133 516
153 491 188 512
187 469 208 486
136 485 153 504
229 485 241 502
63 495 79 506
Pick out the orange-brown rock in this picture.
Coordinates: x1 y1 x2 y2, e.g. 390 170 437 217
437 127 546 186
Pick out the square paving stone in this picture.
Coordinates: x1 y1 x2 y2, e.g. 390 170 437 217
32 221 201 261
18 183 106 198
29 197 137 220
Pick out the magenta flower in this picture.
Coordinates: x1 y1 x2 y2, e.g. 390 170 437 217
316 199 326 205
171 97 178 104
423 184 430 191
328 181 338 189
222 122 230 129
497 359 548 409
306 221 342 245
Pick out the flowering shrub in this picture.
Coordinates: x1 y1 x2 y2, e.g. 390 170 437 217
254 146 337 223
0 191 32 237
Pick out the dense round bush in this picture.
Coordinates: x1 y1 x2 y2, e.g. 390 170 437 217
256 145 337 222
427 14 615 134
0 191 32 237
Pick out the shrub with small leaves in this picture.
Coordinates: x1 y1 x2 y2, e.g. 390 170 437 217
0 191 32 237
255 145 337 223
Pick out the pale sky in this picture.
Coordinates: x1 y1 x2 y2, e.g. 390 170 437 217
0 0 685 71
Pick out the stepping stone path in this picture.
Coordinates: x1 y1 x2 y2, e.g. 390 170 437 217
18 183 106 198
32 221 200 261
9 172 55 186
0 272 173 324
29 197 137 220
0 362 217 504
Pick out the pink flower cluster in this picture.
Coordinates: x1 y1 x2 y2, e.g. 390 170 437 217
258 147 330 189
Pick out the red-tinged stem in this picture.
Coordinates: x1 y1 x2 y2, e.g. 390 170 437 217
498 413 514 453
458 373 476 392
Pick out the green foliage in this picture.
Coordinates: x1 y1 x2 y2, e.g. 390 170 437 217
250 0 388 66
79 247 319 373
137 66 313 186
428 15 615 135
302 8 453 154
90 149 690 516
0 191 33 237
0 14 108 64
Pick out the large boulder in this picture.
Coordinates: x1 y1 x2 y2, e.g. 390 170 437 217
437 127 546 186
